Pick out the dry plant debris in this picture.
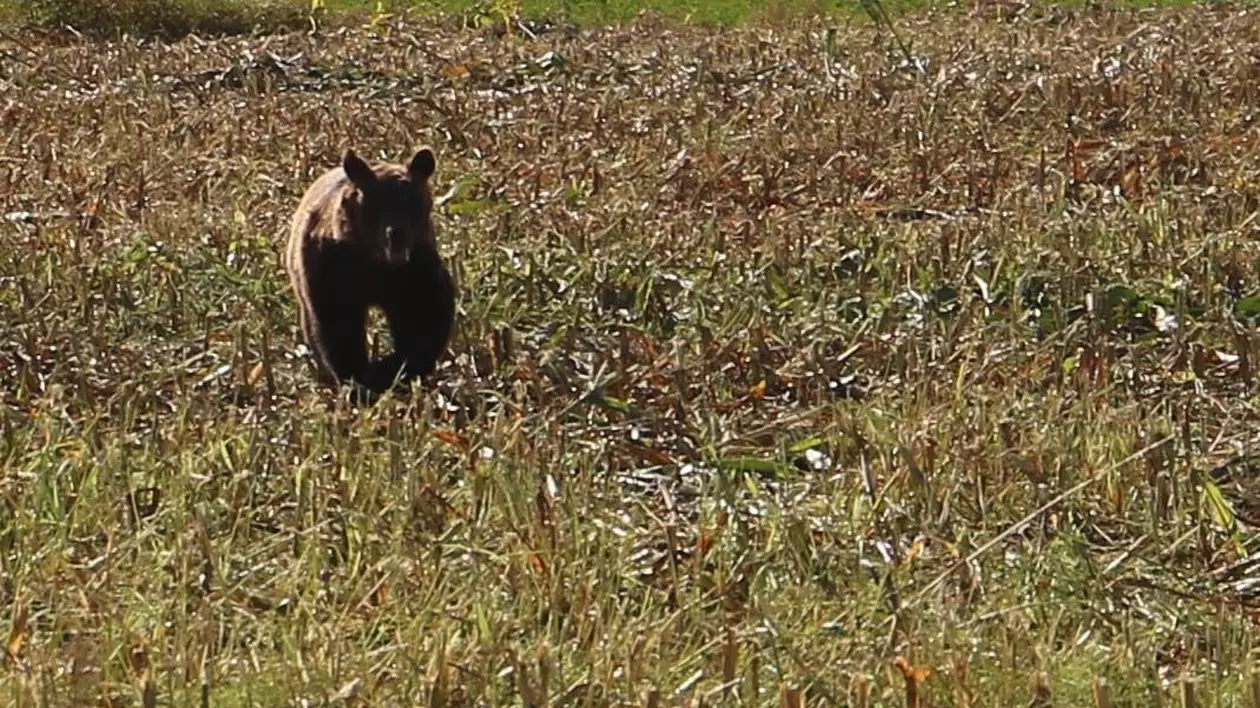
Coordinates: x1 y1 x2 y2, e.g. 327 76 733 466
4 3 1260 705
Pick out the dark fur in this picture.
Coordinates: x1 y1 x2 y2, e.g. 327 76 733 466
285 147 455 398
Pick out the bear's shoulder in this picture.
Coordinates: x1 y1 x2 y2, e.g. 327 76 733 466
291 166 355 242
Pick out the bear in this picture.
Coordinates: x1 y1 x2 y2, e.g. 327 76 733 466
284 146 455 400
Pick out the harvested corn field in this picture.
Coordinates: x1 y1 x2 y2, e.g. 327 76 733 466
4 3 1260 705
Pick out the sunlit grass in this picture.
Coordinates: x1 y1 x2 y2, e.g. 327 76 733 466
1 1 1258 706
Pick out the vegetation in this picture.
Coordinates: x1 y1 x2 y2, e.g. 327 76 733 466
0 0 812 38
4 0 1260 705
0 0 1201 38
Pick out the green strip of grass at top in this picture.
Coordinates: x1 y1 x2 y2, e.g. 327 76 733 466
0 0 1213 44
317 0 1205 29
359 0 843 27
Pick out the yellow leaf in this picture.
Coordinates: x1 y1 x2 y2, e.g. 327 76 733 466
904 536 926 565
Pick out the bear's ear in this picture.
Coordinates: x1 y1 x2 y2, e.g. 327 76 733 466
407 147 436 183
342 149 376 189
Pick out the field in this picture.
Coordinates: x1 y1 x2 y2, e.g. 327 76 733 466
5 0 1260 705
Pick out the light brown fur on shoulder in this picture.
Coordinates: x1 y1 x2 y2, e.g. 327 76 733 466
285 162 373 260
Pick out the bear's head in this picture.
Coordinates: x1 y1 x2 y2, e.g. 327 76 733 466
341 147 437 265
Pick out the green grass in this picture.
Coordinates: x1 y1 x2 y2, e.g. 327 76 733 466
0 0 1206 38
0 0 847 36
3 0 1260 706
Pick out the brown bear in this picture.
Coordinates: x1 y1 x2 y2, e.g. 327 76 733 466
285 146 455 399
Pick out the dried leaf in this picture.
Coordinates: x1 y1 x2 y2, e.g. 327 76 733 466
441 64 470 79
434 430 469 449
623 441 675 466
697 531 715 558
6 601 28 666
528 552 548 577
894 656 931 708
331 678 362 704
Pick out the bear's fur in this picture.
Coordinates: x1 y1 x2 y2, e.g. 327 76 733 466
285 146 455 398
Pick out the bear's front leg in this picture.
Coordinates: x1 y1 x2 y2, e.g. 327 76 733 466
377 261 455 390
302 294 378 395
295 243 384 398
372 312 437 390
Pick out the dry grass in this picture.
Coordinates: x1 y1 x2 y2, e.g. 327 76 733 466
4 2 1260 706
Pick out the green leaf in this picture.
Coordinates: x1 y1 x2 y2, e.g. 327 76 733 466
585 391 630 414
475 601 493 643
1234 294 1260 322
1202 478 1236 532
712 457 794 479
598 395 629 414
1061 354 1079 375
447 199 491 216
1103 283 1139 308
768 272 790 303
788 437 825 454
932 284 958 304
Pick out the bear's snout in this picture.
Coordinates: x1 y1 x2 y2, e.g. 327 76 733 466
385 226 410 264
